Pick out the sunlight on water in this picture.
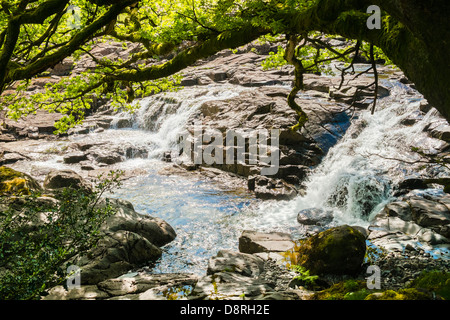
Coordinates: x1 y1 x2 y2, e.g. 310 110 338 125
108 162 260 275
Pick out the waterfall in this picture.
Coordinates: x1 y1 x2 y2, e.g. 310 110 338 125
109 85 246 160
239 81 450 235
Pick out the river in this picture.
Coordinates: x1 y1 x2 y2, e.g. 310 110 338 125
7 80 450 276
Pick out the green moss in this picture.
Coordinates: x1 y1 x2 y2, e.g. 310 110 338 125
0 166 42 195
365 288 432 300
408 270 450 300
297 225 366 275
311 280 368 300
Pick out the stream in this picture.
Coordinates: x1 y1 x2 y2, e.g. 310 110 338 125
8 81 450 276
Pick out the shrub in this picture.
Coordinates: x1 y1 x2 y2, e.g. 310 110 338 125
0 170 122 300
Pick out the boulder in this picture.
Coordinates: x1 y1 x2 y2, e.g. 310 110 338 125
43 169 92 192
430 125 450 142
297 208 334 226
95 153 123 165
239 230 295 254
396 178 429 193
248 175 298 201
0 166 42 195
296 225 367 275
63 152 88 164
74 230 163 285
188 272 274 300
97 273 198 297
43 285 109 300
102 198 177 247
408 197 450 238
0 152 28 165
369 197 450 249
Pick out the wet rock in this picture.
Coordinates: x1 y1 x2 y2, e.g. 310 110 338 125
68 127 90 135
0 152 28 165
397 178 429 192
297 208 334 226
43 285 109 300
188 272 275 300
183 84 352 193
1 110 63 137
408 197 450 237
67 199 175 286
95 153 123 165
369 196 450 249
113 117 133 129
63 152 88 164
249 175 298 200
430 125 450 142
419 100 433 114
239 230 295 254
296 225 367 275
102 198 177 248
0 133 16 142
70 142 104 152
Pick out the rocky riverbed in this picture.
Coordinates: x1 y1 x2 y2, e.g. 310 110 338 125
1 38 450 300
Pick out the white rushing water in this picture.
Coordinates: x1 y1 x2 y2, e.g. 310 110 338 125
236 82 449 236
109 84 247 159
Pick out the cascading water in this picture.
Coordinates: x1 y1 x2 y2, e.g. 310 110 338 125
108 85 247 160
237 81 450 237
8 80 449 276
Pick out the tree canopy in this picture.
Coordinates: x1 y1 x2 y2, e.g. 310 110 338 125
0 0 449 132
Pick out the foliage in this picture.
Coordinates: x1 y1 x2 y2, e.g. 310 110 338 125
0 0 448 128
407 270 450 300
364 241 387 265
0 170 123 300
311 279 370 300
364 288 433 300
0 0 397 132
290 264 319 290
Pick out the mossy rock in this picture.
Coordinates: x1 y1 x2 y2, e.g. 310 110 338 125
365 288 434 300
0 166 42 195
296 225 367 275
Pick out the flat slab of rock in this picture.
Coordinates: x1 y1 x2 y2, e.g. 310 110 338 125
98 273 198 297
43 285 109 300
63 152 88 164
239 230 295 254
188 272 275 300
207 250 264 277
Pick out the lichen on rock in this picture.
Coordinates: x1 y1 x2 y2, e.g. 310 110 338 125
0 166 42 195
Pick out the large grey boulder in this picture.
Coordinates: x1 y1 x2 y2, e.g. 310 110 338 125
72 198 176 285
102 198 177 247
75 230 163 285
